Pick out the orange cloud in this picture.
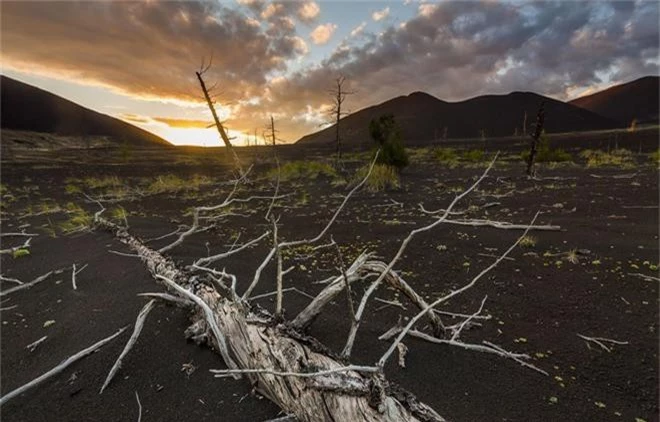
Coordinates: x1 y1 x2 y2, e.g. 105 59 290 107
152 117 213 128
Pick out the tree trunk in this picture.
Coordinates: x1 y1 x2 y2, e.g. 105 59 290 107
95 217 445 422
195 71 243 175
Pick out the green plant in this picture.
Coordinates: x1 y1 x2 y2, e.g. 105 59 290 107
145 174 212 194
434 147 459 167
267 161 337 181
519 235 537 247
462 149 485 162
650 149 660 165
12 248 30 258
65 184 82 194
579 149 635 168
369 114 409 169
83 176 122 189
352 163 400 192
59 203 92 234
521 134 572 163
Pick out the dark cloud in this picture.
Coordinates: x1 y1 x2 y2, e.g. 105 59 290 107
266 0 659 130
1 1 306 104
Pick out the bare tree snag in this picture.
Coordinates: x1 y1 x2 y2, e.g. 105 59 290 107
328 75 354 167
526 102 545 177
195 59 243 175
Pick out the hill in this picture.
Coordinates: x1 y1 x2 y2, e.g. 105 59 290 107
296 90 620 147
569 76 659 126
1 76 171 147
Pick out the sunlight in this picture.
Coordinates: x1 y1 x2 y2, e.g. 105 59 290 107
154 126 256 147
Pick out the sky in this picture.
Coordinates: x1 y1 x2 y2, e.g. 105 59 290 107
2 0 658 146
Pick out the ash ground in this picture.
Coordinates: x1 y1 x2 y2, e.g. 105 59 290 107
1 134 658 422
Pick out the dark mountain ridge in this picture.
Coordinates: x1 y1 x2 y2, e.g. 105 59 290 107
1 75 171 147
296 83 638 146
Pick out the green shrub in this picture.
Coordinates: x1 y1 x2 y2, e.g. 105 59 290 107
434 147 459 167
267 161 337 181
462 149 485 162
12 248 30 258
579 149 635 168
369 115 409 169
145 174 213 194
521 134 572 163
352 163 400 192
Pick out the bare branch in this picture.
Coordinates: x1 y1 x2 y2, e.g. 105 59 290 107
100 300 156 393
0 327 128 406
577 333 629 352
342 156 499 358
378 209 539 369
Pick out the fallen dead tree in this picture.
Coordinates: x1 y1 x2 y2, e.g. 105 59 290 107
43 154 548 420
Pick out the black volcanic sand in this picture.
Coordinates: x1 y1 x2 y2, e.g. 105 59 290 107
1 144 658 422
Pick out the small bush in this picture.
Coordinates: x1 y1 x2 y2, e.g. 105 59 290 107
434 147 459 167
145 174 213 194
462 149 485 162
519 235 537 248
83 176 121 189
268 161 337 181
352 164 400 192
579 149 635 168
521 134 572 163
369 115 409 169
12 248 30 258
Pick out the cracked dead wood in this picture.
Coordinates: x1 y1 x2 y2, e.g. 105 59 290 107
0 327 127 406
93 201 444 421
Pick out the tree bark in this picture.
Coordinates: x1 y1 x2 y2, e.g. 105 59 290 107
95 217 445 422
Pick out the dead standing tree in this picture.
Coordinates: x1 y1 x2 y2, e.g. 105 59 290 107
195 57 244 176
328 75 354 168
525 102 545 177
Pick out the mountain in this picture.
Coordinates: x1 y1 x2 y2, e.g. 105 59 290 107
296 90 620 146
1 76 171 147
569 76 659 126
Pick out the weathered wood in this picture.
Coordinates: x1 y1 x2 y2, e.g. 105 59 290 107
291 258 444 336
95 217 445 422
195 70 243 175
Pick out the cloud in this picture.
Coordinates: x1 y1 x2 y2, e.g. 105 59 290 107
120 113 151 124
2 0 657 143
310 23 337 45
372 7 390 22
297 1 320 23
350 21 368 38
1 1 307 106
152 117 213 128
